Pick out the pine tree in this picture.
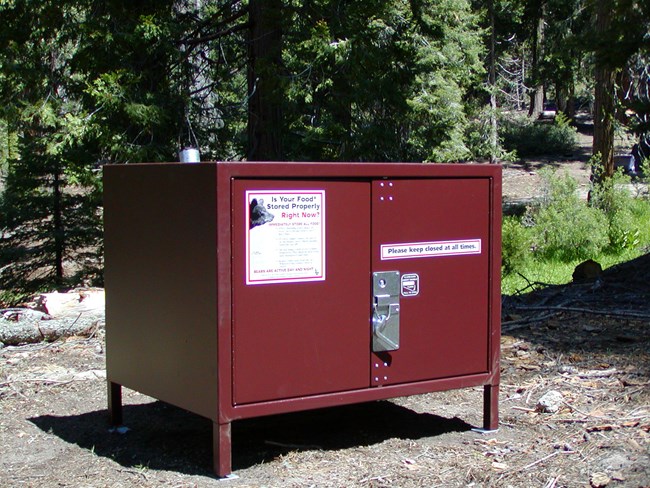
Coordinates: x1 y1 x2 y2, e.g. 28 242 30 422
588 0 650 177
0 0 189 301
283 0 484 162
0 2 99 300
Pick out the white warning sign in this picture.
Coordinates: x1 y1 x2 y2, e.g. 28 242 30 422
246 190 326 285
381 239 481 261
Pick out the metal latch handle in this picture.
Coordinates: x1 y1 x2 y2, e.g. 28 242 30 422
372 303 400 351
372 271 400 352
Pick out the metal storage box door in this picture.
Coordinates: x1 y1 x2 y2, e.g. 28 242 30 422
104 162 501 478
233 180 371 405
371 179 491 385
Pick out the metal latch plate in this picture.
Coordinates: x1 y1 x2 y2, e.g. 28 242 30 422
372 271 400 351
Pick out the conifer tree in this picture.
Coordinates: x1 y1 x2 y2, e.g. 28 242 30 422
0 0 187 301
588 0 650 177
283 0 484 162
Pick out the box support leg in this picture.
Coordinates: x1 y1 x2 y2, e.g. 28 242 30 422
108 381 123 426
483 384 499 431
213 421 232 478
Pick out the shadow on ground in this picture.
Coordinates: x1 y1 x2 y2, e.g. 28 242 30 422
30 399 473 477
502 252 650 371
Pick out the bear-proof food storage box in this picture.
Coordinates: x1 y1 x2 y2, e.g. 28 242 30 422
103 161 502 477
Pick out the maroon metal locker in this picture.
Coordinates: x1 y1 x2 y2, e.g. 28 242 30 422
104 162 501 479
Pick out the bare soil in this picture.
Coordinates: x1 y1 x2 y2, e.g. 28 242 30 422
1 131 649 487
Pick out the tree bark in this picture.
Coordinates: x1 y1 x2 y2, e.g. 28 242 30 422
527 1 545 119
0 314 103 345
488 0 498 163
592 0 615 177
1 290 105 345
247 0 283 161
52 162 64 285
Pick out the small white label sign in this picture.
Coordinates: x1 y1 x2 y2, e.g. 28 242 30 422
401 273 420 296
381 239 482 260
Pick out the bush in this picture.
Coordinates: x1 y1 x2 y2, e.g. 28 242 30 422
590 168 641 252
501 168 650 290
529 170 609 262
500 112 577 157
501 216 532 275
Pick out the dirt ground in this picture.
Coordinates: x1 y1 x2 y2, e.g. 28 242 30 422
1 130 649 487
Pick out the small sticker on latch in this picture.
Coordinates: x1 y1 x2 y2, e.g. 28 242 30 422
401 273 420 296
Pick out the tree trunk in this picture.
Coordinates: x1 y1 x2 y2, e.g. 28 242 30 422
527 2 545 119
247 0 283 161
488 0 498 163
52 162 64 286
332 74 352 160
555 81 576 119
519 55 525 111
592 0 615 178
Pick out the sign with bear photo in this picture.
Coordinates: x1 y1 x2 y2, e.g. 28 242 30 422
246 190 326 285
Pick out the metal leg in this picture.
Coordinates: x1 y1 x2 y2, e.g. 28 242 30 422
213 421 232 478
108 381 123 426
483 384 499 431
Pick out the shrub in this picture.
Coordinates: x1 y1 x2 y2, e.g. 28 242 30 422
529 170 609 262
501 216 532 275
501 167 650 290
500 112 577 157
590 167 641 252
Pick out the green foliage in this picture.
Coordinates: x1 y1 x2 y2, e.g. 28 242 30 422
502 244 650 296
464 105 517 161
500 112 577 157
0 0 189 297
0 118 19 174
590 168 643 253
640 157 650 182
0 0 644 300
502 259 577 296
501 215 532 275
283 0 484 162
530 170 609 261
501 168 650 293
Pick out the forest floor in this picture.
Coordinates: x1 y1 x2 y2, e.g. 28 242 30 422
1 126 649 488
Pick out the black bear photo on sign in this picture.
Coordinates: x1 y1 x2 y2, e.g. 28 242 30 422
249 198 275 229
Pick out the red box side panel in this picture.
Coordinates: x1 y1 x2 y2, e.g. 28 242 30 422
104 164 219 419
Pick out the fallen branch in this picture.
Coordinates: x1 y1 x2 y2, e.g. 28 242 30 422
502 312 560 331
497 450 576 483
561 400 594 418
577 368 618 378
544 475 561 488
264 440 323 450
520 450 576 471
511 406 537 412
359 475 391 484
0 315 104 345
0 378 74 387
513 305 650 320
560 400 650 422
514 273 556 294
117 468 149 480
0 370 106 388
1 308 51 321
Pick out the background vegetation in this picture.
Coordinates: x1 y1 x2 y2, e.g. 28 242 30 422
502 164 650 294
0 0 649 302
